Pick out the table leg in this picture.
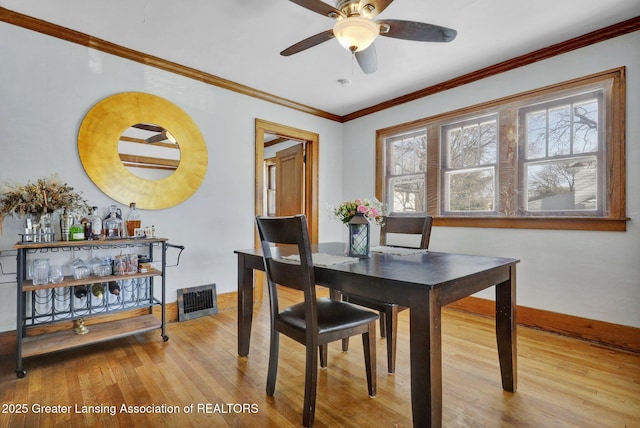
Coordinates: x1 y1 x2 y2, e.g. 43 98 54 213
237 254 254 357
495 264 517 392
409 289 442 428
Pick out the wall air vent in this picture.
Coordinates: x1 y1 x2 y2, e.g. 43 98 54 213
177 284 218 321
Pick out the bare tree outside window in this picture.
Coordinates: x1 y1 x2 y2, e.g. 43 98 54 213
376 68 624 230
443 117 497 213
386 131 427 213
522 95 600 212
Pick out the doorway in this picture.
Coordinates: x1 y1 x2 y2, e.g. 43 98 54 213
254 119 319 245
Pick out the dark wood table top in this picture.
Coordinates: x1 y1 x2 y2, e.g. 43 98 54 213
235 241 519 291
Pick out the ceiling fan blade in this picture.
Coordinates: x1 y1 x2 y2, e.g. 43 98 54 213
359 0 394 18
289 0 345 19
280 30 335 56
377 19 457 42
145 132 166 143
133 123 164 133
355 44 377 74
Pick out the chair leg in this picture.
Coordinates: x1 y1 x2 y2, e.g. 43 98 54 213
319 344 328 368
385 306 399 373
379 310 386 338
266 331 279 395
362 321 377 397
341 337 349 352
302 344 319 427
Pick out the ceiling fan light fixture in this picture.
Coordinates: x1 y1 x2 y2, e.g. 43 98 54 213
333 16 379 52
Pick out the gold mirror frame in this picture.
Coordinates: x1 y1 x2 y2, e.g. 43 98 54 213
78 92 207 209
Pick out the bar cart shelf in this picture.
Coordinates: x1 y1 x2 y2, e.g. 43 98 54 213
14 238 169 378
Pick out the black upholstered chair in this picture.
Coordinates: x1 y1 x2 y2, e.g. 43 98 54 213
343 215 433 373
256 214 378 427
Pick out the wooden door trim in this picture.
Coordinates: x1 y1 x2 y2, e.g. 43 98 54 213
255 119 319 245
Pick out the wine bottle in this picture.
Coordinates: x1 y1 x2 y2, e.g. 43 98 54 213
74 285 88 299
108 281 121 296
91 283 104 300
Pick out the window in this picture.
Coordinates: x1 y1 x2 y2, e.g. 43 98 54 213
385 130 427 214
265 159 276 216
442 116 498 214
519 92 602 215
376 68 626 231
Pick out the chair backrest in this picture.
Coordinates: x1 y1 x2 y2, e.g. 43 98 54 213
380 216 433 249
255 215 317 317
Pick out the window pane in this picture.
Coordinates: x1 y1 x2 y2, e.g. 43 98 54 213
389 174 425 213
479 120 497 164
462 124 479 166
548 105 571 156
447 119 497 168
573 99 598 153
448 128 463 168
445 168 495 212
526 110 547 159
392 136 426 174
525 156 597 211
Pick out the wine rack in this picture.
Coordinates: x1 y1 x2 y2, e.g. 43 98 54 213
14 238 169 378
25 277 154 324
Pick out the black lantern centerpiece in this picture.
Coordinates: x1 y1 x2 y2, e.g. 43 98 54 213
348 212 370 258
333 198 385 259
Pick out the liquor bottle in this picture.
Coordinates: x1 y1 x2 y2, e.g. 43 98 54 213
87 206 102 240
74 285 88 299
108 281 121 296
80 209 92 239
60 206 73 241
104 206 124 239
92 283 104 300
125 202 141 238
104 205 122 221
69 216 86 241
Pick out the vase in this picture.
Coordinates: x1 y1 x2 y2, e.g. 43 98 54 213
348 213 370 258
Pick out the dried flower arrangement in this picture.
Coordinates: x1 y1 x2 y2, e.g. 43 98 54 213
0 174 88 232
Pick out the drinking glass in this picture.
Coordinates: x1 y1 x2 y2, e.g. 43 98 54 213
31 259 50 285
49 265 64 284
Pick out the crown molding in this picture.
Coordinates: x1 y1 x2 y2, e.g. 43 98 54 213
2 8 638 123
0 7 342 123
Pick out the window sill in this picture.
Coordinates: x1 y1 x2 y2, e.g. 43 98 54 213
434 216 628 231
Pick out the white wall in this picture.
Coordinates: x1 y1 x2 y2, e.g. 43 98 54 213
342 31 640 328
1 21 638 333
0 22 345 332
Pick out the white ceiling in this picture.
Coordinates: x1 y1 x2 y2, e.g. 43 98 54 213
2 0 639 116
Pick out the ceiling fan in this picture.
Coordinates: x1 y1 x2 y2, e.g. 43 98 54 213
280 0 457 74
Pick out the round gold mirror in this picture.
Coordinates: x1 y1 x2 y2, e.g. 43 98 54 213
78 92 207 209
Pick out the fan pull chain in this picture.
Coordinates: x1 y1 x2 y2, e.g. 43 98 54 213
351 52 355 77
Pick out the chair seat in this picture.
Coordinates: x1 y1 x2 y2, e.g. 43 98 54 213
279 297 379 335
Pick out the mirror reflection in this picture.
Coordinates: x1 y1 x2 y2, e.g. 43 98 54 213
119 123 181 179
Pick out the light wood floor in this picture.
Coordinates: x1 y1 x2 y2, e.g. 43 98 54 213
1 287 639 427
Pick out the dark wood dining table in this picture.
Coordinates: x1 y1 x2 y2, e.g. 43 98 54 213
235 242 519 427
